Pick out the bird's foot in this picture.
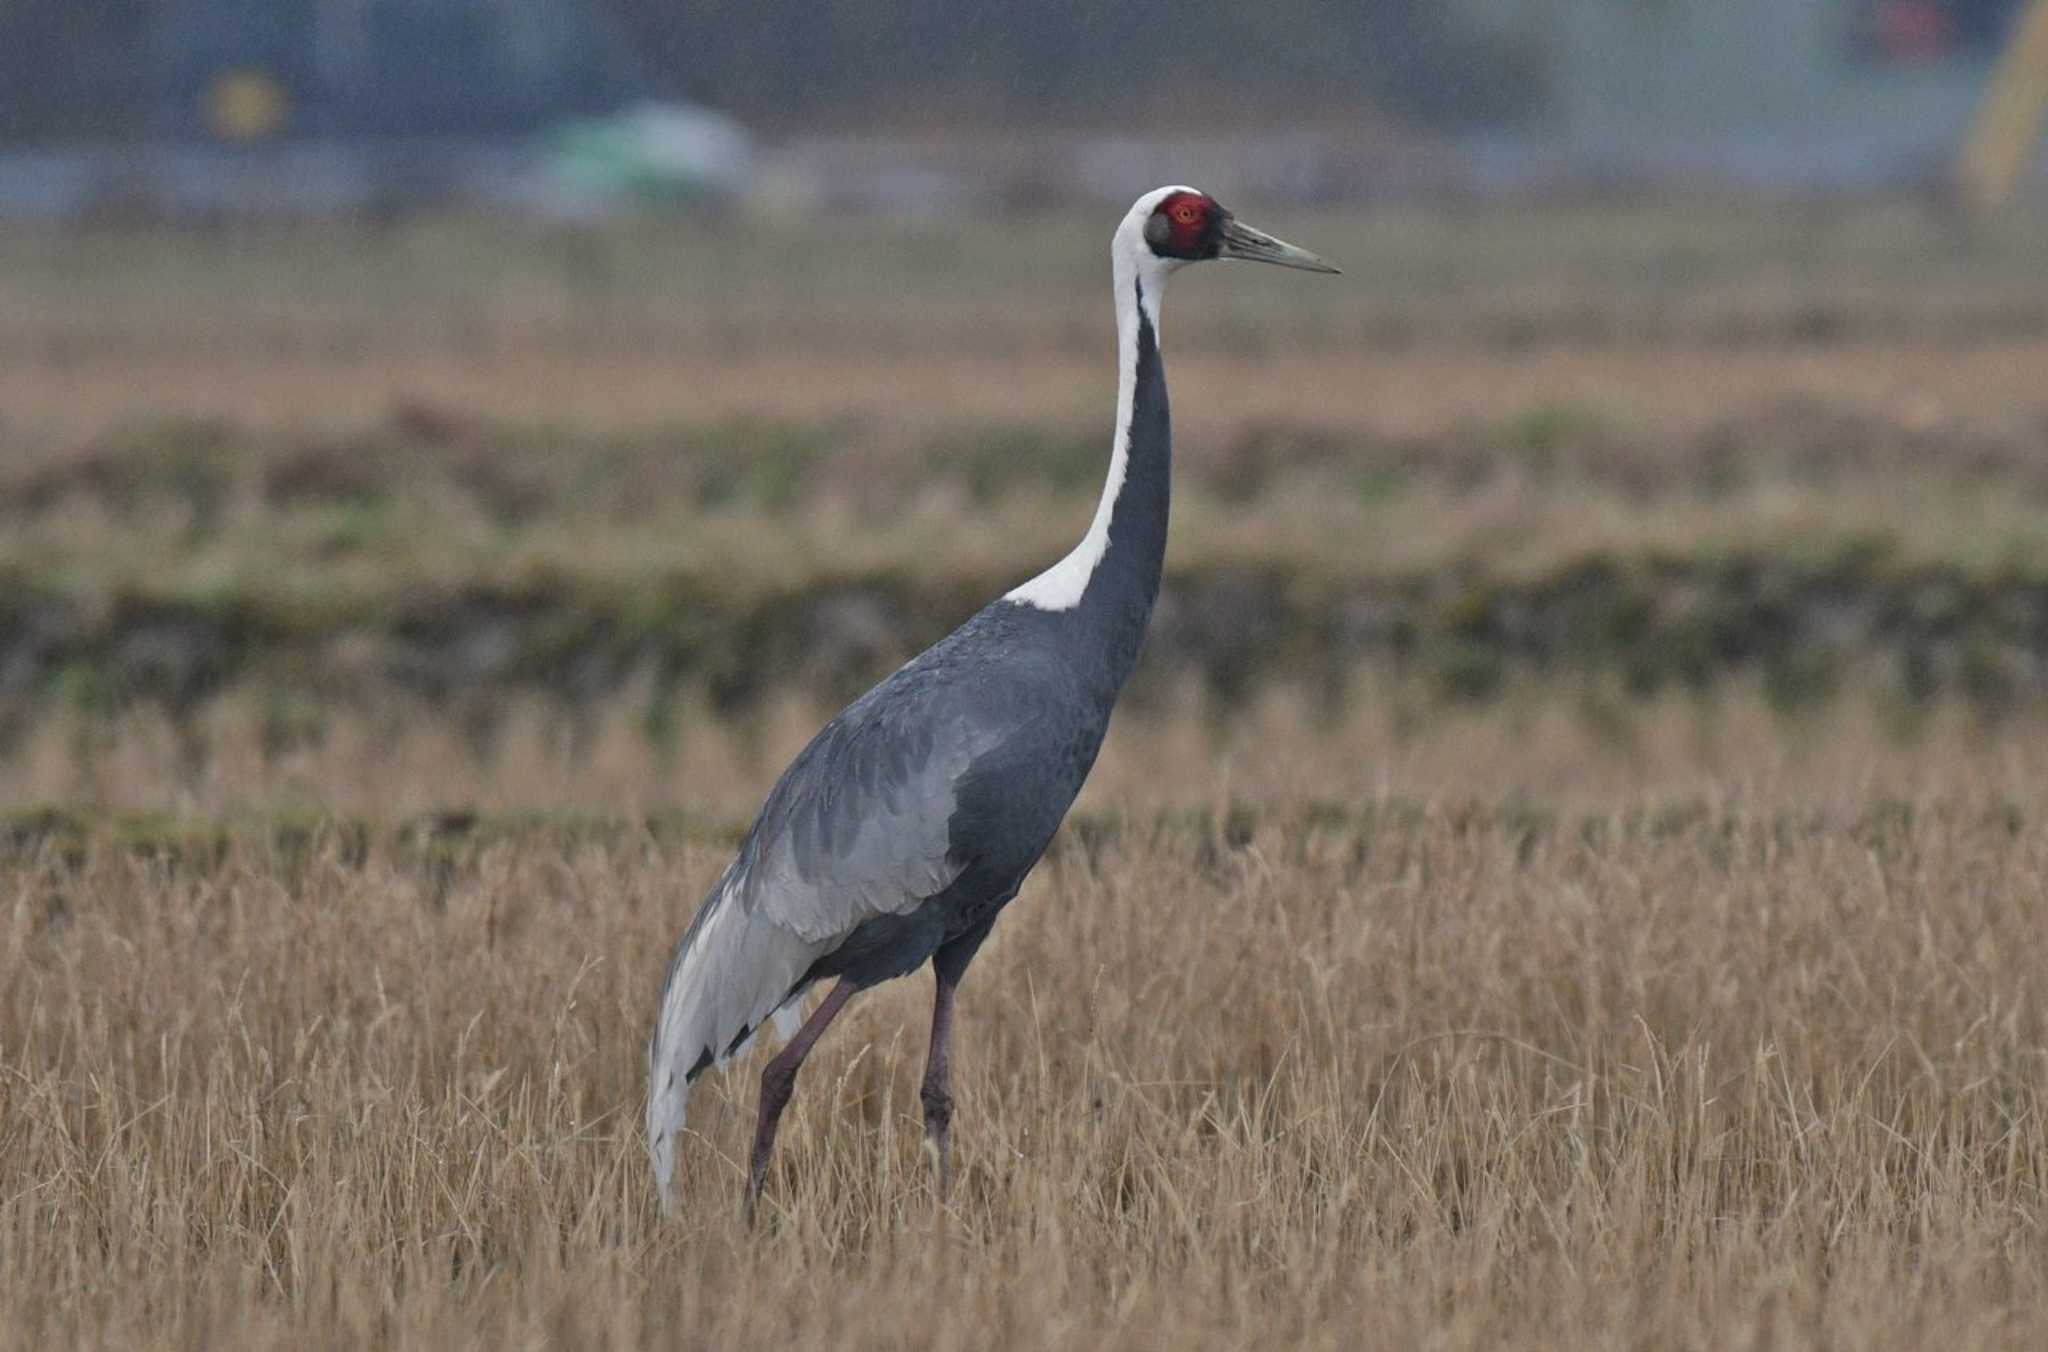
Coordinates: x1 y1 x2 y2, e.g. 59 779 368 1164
921 1084 953 1200
922 1128 951 1200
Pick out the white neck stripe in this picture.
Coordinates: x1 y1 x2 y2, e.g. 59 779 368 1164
1005 191 1181 612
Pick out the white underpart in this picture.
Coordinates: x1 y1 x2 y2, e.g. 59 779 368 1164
645 869 811 1215
1004 187 1191 612
726 993 807 1061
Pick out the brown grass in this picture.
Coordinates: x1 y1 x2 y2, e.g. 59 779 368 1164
12 342 2048 441
13 207 2048 634
13 684 2048 821
4 788 2046 1349
7 197 2048 1346
10 196 2048 441
12 385 2048 606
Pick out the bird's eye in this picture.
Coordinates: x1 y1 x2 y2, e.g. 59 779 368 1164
1173 205 1199 224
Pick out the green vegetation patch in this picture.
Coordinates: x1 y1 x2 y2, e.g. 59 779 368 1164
7 395 2048 727
5 551 2048 730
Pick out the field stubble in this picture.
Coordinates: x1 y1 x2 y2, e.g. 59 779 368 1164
12 682 2048 822
3 790 2046 1348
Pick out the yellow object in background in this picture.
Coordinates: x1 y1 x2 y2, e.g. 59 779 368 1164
203 68 291 143
1957 0 2048 207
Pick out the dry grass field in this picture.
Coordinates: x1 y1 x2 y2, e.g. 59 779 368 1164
4 791 2046 1349
4 197 2048 1346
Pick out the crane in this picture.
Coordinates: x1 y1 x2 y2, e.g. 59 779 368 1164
646 186 1337 1221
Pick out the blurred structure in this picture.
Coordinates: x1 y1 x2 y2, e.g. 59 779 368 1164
0 0 2042 215
1957 0 2048 203
1534 0 2031 188
0 0 751 216
2 0 639 142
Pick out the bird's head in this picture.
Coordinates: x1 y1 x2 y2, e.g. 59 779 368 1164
1124 186 1339 276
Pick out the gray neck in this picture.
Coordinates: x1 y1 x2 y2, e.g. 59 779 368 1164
1068 279 1169 694
1001 271 1170 700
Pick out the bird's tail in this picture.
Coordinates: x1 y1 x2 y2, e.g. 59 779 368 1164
646 872 814 1214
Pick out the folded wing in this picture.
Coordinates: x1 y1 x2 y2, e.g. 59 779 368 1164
645 670 1005 1210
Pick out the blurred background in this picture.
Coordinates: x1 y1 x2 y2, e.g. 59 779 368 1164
9 0 2048 828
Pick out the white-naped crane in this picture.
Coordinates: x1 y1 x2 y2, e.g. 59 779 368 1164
647 186 1337 1220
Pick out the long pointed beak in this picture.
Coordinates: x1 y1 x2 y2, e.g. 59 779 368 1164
1218 217 1340 273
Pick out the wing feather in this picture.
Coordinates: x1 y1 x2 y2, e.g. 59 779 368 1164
645 666 1008 1211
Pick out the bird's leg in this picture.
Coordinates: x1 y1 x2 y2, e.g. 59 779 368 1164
745 979 856 1226
920 968 960 1197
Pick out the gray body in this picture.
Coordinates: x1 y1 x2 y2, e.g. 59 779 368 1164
643 186 1333 1213
645 288 1168 1204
